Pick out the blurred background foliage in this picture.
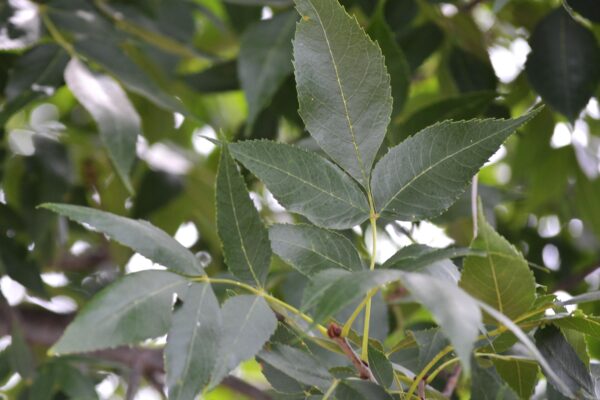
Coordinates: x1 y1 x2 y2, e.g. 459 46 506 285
1 0 600 398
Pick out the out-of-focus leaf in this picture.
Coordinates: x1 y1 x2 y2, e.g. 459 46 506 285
239 11 296 134
29 361 98 400
293 0 392 187
471 363 519 400
209 295 277 388
230 141 370 230
166 283 221 400
51 271 188 354
183 60 240 93
371 112 538 221
492 358 539 400
216 146 271 287
399 22 444 72
566 0 600 23
525 7 600 120
9 322 35 380
42 204 205 275
384 0 417 39
0 236 46 296
65 58 139 192
535 325 595 399
0 0 39 50
334 379 393 399
460 204 536 322
393 91 496 143
448 46 497 93
259 344 333 391
132 169 184 218
552 315 600 339
382 244 474 276
223 0 293 5
0 44 68 126
367 5 410 117
269 223 364 276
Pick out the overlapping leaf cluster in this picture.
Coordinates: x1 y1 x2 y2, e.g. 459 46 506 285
2 0 600 398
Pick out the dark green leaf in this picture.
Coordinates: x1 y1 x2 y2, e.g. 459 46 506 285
293 0 393 186
183 60 239 93
0 44 69 126
367 6 410 117
459 204 536 322
448 46 497 93
209 295 277 388
239 11 296 134
223 0 293 5
535 325 595 399
394 91 496 143
29 361 98 400
216 146 271 287
42 204 205 275
9 322 35 380
367 345 393 388
399 22 443 72
166 283 221 400
525 7 600 120
471 363 519 400
65 58 139 193
269 223 364 276
492 358 539 400
412 328 450 372
229 141 370 230
334 379 393 400
51 271 187 354
259 344 333 391
566 0 600 23
371 112 538 221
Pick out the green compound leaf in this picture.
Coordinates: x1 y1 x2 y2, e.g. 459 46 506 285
269 223 364 276
259 344 333 391
230 140 369 230
293 0 392 187
459 204 536 322
492 358 540 400
65 58 139 193
166 283 221 400
41 204 205 275
51 271 187 354
209 295 277 388
217 146 271 287
525 7 600 121
239 11 296 134
371 111 539 221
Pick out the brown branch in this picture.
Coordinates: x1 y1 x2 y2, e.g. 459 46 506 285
0 305 271 400
327 323 376 382
442 365 462 398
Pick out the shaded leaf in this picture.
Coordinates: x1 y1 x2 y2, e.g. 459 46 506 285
51 271 187 354
492 358 539 400
166 283 221 400
42 204 205 275
334 379 393 400
1 44 69 126
239 11 296 134
367 5 410 117
459 204 536 322
270 223 364 276
29 361 98 400
525 7 600 120
399 22 444 72
535 325 595 399
293 0 392 186
259 344 333 391
371 112 538 221
183 60 239 93
216 146 271 287
471 363 518 400
448 46 497 93
65 58 139 192
412 328 450 372
394 91 496 143
209 295 277 388
230 140 369 230
552 315 600 339
368 345 393 388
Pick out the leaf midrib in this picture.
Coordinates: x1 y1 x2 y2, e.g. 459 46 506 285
378 121 520 213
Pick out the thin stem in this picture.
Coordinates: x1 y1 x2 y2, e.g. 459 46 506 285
322 379 339 400
427 357 460 383
406 345 453 399
360 191 378 361
471 174 479 238
341 287 378 337
193 276 328 337
39 7 77 57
